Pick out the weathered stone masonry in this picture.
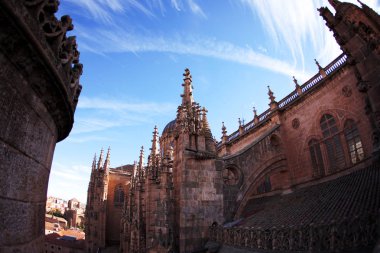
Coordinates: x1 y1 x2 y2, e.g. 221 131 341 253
0 1 82 252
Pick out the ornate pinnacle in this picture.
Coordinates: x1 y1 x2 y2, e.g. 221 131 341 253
139 146 144 169
315 59 327 77
314 59 323 70
222 122 227 137
253 107 257 117
104 147 111 171
293 76 299 87
150 126 159 156
92 153 97 171
97 148 104 170
202 107 209 126
238 118 242 127
267 85 276 103
293 76 303 95
181 68 194 106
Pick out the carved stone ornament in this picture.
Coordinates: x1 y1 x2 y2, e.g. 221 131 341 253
292 118 300 129
342 86 352 97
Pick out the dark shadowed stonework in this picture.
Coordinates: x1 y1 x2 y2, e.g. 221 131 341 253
0 1 82 252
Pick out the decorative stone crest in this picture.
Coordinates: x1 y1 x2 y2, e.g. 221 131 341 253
342 86 352 97
292 118 300 129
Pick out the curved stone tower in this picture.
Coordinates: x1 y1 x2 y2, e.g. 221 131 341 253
0 1 82 252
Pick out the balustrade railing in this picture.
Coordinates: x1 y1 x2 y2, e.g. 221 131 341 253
217 54 347 147
209 212 377 252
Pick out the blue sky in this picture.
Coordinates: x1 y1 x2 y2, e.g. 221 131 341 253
48 0 380 203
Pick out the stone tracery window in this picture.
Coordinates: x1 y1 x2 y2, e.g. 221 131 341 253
308 139 325 177
344 119 364 164
222 167 239 186
114 184 124 207
320 114 345 173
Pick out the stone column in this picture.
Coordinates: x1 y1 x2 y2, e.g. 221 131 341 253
0 1 82 252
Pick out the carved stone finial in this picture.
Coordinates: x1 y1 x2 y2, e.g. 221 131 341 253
181 68 194 106
293 76 303 95
222 122 227 137
253 107 257 117
151 126 159 156
238 118 242 127
315 59 327 77
267 85 275 103
315 59 322 70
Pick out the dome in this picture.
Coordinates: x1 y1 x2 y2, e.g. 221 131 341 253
162 119 176 137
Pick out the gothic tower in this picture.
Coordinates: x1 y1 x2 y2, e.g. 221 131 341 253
85 148 110 253
172 68 224 252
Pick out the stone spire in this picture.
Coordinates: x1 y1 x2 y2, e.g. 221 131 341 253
103 147 111 172
97 148 104 170
181 68 194 106
222 122 227 137
139 146 144 168
221 122 228 143
150 126 159 156
92 153 97 171
138 146 144 181
293 76 303 95
202 107 211 134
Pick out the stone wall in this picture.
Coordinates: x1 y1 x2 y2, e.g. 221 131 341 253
106 173 130 244
0 1 81 252
218 58 373 220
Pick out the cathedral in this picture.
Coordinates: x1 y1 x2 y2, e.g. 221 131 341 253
84 1 380 253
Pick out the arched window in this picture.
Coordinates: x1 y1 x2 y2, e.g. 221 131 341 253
344 119 364 164
308 139 325 177
114 185 124 207
320 114 345 172
257 176 271 194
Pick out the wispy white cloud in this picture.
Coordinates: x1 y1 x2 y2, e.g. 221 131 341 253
240 0 380 68
187 0 207 18
240 0 342 69
50 163 89 182
171 0 182 11
71 97 176 134
78 97 175 113
79 29 312 80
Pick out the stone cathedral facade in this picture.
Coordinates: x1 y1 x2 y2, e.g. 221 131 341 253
85 1 380 253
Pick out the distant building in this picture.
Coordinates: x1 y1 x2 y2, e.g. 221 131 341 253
44 233 85 253
85 1 380 252
65 198 86 228
46 196 68 214
45 214 68 234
